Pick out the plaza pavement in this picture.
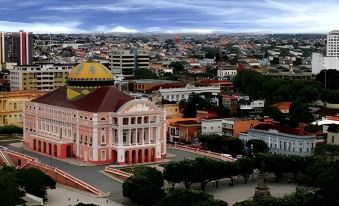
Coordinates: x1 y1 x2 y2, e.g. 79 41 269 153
207 181 296 206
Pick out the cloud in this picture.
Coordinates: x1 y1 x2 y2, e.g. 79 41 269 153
0 20 82 33
2 0 339 33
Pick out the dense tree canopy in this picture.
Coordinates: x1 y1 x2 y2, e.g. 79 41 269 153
198 134 244 155
246 139 269 155
233 70 321 105
155 189 228 206
262 106 284 122
123 167 165 205
0 167 55 205
0 125 23 134
134 68 158 79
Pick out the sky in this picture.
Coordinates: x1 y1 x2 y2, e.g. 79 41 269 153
1 0 339 34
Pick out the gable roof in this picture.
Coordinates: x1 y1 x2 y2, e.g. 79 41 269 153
32 86 134 113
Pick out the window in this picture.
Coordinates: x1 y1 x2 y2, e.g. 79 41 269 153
123 131 127 143
137 117 142 124
101 134 106 144
123 118 129 125
144 116 149 123
131 117 136 124
101 150 106 161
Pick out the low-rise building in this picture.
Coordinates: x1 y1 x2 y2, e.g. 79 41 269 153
0 90 45 127
221 94 238 115
159 83 220 104
168 120 200 142
163 103 183 119
240 123 324 156
201 118 260 137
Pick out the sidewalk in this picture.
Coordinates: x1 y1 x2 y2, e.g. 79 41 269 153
47 185 123 206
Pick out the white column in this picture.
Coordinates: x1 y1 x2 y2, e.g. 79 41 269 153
142 128 145 145
129 128 132 145
92 113 98 161
117 129 123 146
148 127 151 144
156 127 161 143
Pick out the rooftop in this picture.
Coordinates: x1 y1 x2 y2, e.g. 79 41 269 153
32 86 134 113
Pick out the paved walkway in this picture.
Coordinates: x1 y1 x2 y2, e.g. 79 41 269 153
47 185 123 206
0 140 128 204
206 182 296 206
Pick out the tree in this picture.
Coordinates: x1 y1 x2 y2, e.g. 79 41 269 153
179 159 200 189
236 158 255 184
163 162 183 189
198 134 224 152
0 169 22 206
246 139 269 155
289 101 314 126
134 68 158 79
262 106 284 122
123 167 165 205
16 168 56 199
0 125 23 135
123 175 165 206
155 189 228 206
223 137 244 156
313 144 339 161
170 61 186 73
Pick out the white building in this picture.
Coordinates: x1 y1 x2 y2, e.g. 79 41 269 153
312 30 339 74
201 119 223 135
312 53 339 74
10 64 74 91
240 100 265 110
240 124 318 156
159 84 220 104
217 64 238 80
327 30 339 57
199 58 216 66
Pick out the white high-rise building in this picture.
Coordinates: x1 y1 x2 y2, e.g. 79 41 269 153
312 30 339 74
327 30 339 57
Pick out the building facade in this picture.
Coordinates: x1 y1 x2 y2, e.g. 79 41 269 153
23 61 166 164
312 30 339 74
201 118 259 137
327 30 339 57
0 31 33 65
240 123 320 156
159 84 220 104
10 64 74 91
109 48 150 78
0 90 44 127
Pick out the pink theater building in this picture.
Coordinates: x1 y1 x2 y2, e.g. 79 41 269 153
23 60 167 164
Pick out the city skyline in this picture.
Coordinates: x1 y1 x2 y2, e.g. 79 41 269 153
1 0 339 34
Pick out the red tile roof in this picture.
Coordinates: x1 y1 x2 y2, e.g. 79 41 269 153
271 101 292 111
253 123 309 136
32 86 134 113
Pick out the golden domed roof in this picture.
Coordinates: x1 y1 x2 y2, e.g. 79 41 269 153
68 61 113 81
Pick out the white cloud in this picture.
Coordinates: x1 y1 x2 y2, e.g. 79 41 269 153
0 20 82 33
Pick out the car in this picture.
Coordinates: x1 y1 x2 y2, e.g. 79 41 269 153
221 153 233 158
236 155 243 159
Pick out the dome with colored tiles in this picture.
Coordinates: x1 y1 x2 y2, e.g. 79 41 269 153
66 60 114 101
67 60 114 86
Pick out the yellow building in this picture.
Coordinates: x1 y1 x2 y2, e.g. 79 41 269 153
163 103 183 119
0 90 45 127
10 64 74 91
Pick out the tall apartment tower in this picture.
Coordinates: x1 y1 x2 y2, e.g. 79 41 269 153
0 31 33 65
327 30 339 57
109 48 150 78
